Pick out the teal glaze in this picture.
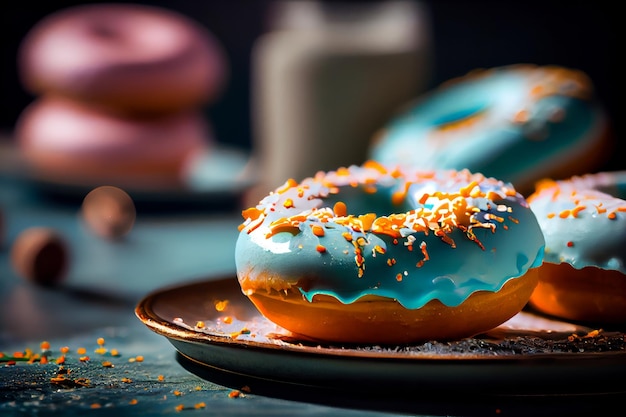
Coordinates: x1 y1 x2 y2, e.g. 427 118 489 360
529 172 626 274
368 65 608 190
236 164 545 309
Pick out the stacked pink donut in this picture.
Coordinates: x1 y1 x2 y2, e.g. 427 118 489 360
15 3 227 188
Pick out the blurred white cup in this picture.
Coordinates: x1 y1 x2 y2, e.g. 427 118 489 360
249 0 433 201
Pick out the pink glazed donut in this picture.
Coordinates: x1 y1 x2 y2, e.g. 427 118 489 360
15 97 211 188
18 3 227 115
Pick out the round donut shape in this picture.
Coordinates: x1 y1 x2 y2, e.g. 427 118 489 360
527 172 626 325
15 97 211 188
368 64 612 196
235 161 545 344
18 3 228 115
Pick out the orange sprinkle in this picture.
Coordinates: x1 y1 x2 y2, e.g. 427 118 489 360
55 356 65 365
158 375 165 381
363 183 378 194
333 201 347 217
76 347 87 355
135 355 144 362
97 338 105 346
342 232 353 242
316 244 326 253
91 403 101 409
40 341 50 351
392 189 407 206
513 109 529 123
214 300 229 311
420 241 429 260
311 224 325 237
608 212 616 220
277 178 298 193
195 321 205 328
229 390 243 398
530 84 544 96
571 205 586 217
358 213 376 231
175 404 185 412
195 403 206 409
241 207 263 222
40 356 48 364
283 198 294 209
59 346 69 354
585 329 601 338
373 245 386 255
223 316 233 324
567 241 574 247
396 273 403 282
129 399 138 405
459 181 478 197
363 159 388 173
102 361 113 368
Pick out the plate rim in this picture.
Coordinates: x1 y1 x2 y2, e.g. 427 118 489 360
134 276 626 403
1 142 257 200
135 276 626 363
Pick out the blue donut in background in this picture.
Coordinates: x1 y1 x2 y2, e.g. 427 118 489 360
368 64 612 195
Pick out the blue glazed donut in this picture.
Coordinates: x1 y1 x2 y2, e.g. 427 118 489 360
235 161 545 344
527 172 626 324
368 64 612 195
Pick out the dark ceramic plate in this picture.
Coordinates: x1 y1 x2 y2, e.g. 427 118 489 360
136 276 626 415
0 140 255 206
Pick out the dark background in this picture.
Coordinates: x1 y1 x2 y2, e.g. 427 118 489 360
0 0 620 168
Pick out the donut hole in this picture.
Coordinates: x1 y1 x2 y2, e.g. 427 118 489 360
432 103 487 131
322 186 405 218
